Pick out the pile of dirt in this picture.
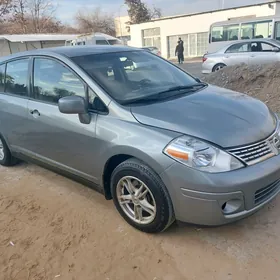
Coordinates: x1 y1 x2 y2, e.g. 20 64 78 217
202 63 280 112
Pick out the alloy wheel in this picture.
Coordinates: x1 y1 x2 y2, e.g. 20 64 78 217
116 176 157 225
0 139 5 160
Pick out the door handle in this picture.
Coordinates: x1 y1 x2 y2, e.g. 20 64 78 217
30 109 41 117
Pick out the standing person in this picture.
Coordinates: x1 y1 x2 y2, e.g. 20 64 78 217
178 37 184 63
175 41 184 64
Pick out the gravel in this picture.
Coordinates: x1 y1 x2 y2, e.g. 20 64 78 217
202 63 280 112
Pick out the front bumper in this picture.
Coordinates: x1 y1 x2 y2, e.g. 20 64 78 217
160 154 280 225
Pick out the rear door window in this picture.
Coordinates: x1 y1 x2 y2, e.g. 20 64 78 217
0 64 5 92
5 59 29 96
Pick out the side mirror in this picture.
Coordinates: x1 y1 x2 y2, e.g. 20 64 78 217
272 47 280 52
58 96 91 124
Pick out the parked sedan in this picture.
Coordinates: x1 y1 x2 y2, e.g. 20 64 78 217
0 46 280 233
202 38 280 73
141 46 162 56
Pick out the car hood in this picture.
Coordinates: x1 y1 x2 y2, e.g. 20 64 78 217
130 85 277 148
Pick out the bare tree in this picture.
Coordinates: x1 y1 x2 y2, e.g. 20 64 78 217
26 0 58 33
75 8 115 35
150 6 161 19
11 0 28 33
0 0 12 21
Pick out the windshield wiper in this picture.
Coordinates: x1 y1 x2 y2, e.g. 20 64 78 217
157 83 207 95
122 83 207 105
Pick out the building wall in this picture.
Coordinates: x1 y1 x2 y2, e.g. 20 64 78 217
0 40 11 57
115 16 130 38
130 2 280 58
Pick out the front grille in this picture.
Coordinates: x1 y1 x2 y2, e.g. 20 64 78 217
228 139 275 165
255 179 280 205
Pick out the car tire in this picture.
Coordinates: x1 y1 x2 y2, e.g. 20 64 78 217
0 135 18 166
111 158 175 233
212 63 226 72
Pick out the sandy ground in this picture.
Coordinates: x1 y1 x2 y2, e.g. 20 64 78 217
1 163 280 280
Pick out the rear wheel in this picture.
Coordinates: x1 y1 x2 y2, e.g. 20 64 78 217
111 158 174 233
0 136 18 166
213 63 226 72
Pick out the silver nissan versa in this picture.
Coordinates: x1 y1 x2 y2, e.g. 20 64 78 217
0 46 279 233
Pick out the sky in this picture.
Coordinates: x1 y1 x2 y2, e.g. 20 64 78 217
56 0 265 24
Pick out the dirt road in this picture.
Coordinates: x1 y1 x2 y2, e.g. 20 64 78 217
1 163 280 280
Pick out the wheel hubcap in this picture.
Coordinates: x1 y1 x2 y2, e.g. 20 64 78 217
116 176 156 225
215 65 223 72
0 139 4 160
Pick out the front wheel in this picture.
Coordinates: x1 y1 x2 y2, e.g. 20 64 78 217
0 135 18 166
111 158 174 233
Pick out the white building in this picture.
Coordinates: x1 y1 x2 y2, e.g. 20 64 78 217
130 1 280 59
0 34 77 57
114 16 131 44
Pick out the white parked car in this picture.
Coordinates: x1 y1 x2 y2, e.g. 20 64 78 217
202 38 280 73
141 47 162 56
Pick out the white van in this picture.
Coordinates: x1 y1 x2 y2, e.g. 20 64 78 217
65 33 123 46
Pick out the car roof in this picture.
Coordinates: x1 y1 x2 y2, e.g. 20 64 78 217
0 45 140 63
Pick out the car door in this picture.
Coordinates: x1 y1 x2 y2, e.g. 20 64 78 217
23 57 104 183
0 58 30 152
223 42 250 66
248 41 279 65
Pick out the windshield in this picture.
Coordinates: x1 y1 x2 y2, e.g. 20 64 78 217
71 50 198 104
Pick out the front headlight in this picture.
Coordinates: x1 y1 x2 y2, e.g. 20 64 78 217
163 136 244 173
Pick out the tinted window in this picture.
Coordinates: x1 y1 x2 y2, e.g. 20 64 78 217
71 51 197 104
226 43 249 53
211 25 239 42
33 58 85 104
0 64 5 92
88 88 107 112
108 40 120 45
96 40 109 45
260 42 278 52
250 42 279 52
275 22 280 41
241 21 272 40
5 59 29 96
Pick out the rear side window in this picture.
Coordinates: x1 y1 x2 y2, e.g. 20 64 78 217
0 64 5 92
5 59 29 96
96 40 109 45
33 58 86 104
226 43 249 53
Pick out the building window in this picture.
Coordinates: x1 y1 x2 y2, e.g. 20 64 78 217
197 32 209 56
167 32 208 58
142 27 161 50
